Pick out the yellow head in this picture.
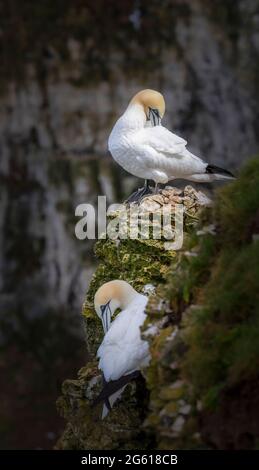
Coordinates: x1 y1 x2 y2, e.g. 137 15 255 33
94 280 137 332
129 89 165 125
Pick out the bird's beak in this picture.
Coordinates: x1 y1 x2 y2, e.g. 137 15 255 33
100 301 112 333
148 107 161 126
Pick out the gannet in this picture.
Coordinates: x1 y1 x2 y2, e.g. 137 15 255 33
108 89 235 202
93 280 150 418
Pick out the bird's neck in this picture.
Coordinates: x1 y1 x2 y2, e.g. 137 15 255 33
121 292 146 311
121 104 146 130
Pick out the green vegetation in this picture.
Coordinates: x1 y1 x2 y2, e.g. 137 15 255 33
182 158 259 407
58 158 259 449
57 186 205 449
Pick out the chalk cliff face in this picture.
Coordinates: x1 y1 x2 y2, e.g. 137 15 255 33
0 0 259 330
1 1 259 330
1 0 259 449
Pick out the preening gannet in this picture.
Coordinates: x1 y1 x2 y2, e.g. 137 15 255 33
108 89 235 202
93 280 150 418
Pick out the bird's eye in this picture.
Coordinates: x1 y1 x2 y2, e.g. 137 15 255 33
100 301 111 314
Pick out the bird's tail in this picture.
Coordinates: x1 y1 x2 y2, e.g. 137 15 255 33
206 164 236 180
101 387 126 419
92 370 140 419
184 164 236 183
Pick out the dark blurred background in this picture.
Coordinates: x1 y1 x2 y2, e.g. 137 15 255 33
0 0 259 449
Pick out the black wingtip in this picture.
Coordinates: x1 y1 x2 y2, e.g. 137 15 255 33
92 370 141 408
206 164 235 178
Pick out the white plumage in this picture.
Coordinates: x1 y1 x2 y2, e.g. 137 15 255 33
94 280 150 418
108 89 235 189
97 293 149 382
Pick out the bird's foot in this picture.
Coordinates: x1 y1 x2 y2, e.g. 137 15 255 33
125 184 153 204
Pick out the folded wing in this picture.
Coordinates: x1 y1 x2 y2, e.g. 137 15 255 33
97 300 149 382
136 126 203 164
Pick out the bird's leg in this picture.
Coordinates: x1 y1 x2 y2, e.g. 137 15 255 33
142 179 153 196
125 179 153 204
153 182 160 194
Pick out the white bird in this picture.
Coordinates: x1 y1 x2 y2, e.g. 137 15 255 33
108 89 235 202
93 280 150 418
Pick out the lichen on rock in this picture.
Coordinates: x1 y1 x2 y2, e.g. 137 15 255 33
144 158 259 449
56 185 211 449
57 162 259 449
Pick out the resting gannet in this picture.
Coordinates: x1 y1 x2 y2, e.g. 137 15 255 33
108 89 235 202
93 280 150 418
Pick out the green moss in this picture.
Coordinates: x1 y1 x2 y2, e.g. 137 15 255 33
58 187 206 449
57 160 259 448
218 166 259 241
57 360 150 450
181 158 259 409
142 158 259 448
82 240 175 358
